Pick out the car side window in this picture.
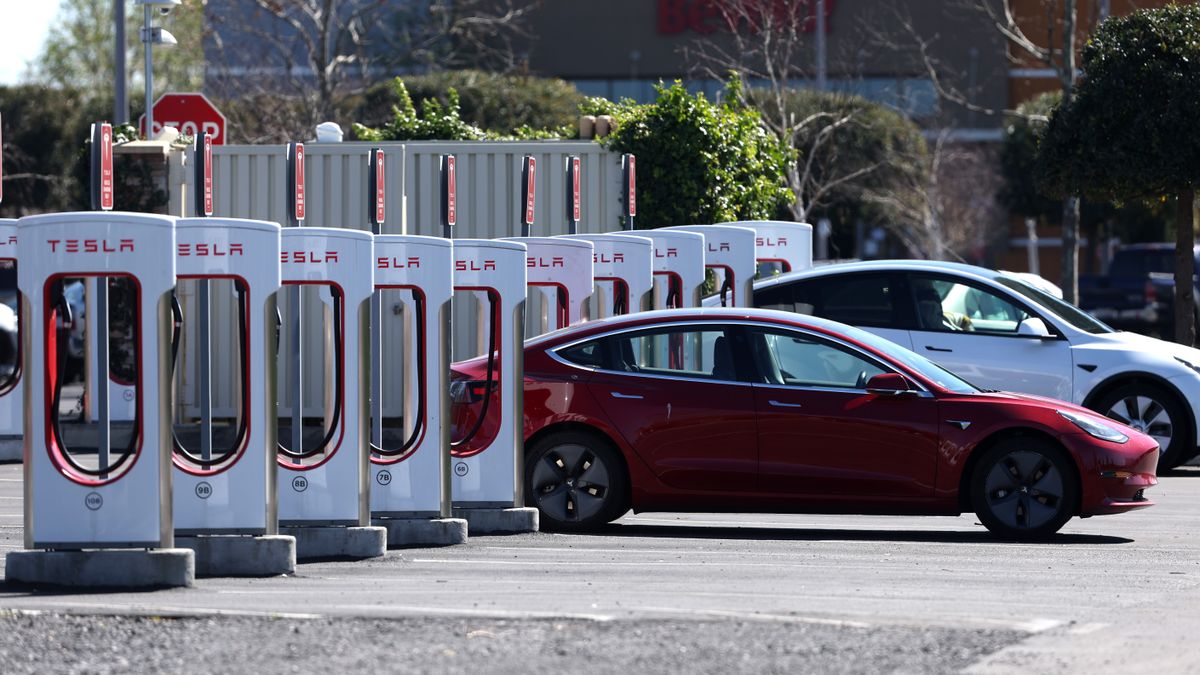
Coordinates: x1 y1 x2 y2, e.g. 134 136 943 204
603 327 742 382
751 329 887 390
556 339 607 369
910 275 1030 334
753 280 817 315
818 274 898 328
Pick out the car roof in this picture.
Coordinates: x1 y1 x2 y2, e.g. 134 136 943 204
753 259 1004 290
527 306 858 348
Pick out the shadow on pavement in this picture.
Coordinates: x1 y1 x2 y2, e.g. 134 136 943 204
597 522 1133 545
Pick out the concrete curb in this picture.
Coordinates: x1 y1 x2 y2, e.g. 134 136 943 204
4 548 195 588
373 518 468 548
176 535 296 577
452 507 539 535
0 438 21 463
281 526 387 560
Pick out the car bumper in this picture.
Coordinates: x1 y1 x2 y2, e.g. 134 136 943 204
1068 433 1158 516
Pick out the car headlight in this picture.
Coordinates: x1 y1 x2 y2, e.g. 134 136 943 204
1058 410 1128 444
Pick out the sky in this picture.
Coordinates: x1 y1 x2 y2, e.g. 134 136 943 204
0 0 59 85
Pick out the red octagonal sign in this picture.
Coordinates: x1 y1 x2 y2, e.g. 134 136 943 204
139 92 227 144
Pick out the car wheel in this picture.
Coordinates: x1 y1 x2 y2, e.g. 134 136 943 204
970 437 1078 541
526 431 628 533
1094 382 1189 470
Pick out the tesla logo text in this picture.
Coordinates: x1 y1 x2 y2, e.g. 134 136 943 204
596 252 625 264
756 236 788 247
281 250 339 264
655 247 678 258
456 259 496 271
708 242 731 252
179 243 244 257
0 236 15 247
528 256 564 268
48 238 134 253
377 256 421 269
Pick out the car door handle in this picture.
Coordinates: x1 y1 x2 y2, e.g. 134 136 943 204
610 391 644 400
924 345 953 353
768 400 803 408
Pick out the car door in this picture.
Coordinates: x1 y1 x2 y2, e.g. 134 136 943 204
905 273 1074 400
754 273 915 350
748 326 940 499
586 324 759 493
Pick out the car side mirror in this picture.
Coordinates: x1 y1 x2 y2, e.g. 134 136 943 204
866 372 913 395
1017 317 1052 338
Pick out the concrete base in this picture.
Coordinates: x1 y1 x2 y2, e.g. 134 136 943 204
176 535 295 577
372 518 468 548
5 548 194 589
452 507 539 535
0 438 21 462
280 526 387 560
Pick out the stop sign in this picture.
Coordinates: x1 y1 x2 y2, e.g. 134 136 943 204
139 92 227 144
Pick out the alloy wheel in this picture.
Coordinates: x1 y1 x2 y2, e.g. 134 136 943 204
530 443 612 523
1105 395 1173 452
983 449 1066 531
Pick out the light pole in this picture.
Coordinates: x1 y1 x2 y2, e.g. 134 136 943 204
138 0 180 139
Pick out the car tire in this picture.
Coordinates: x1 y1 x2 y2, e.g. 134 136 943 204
970 437 1078 541
1093 382 1190 470
525 431 629 533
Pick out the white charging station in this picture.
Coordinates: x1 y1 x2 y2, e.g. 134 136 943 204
643 229 706 309
449 238 536 533
370 235 465 544
6 212 193 588
665 225 757 308
173 217 281 533
0 219 21 461
276 227 385 558
725 220 815 273
503 237 594 334
559 233 654 319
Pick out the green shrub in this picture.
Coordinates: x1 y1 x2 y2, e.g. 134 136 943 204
600 80 793 229
353 81 485 141
355 70 583 137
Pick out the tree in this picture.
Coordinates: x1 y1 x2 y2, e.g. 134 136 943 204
1036 5 1200 346
601 81 793 230
36 0 204 98
882 0 1101 303
684 1 883 224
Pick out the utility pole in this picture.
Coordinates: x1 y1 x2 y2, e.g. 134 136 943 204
114 0 127 124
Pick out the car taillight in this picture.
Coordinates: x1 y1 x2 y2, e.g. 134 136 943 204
1144 280 1157 304
449 379 491 404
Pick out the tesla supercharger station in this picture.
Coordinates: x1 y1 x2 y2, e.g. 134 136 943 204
171 217 295 576
369 234 466 545
644 230 706 309
559 233 654 320
665 225 757 308
6 212 193 588
502 237 594 335
276 227 385 559
724 220 815 273
0 219 21 461
449 239 537 533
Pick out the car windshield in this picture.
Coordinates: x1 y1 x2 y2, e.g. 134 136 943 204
831 322 980 394
995 277 1115 334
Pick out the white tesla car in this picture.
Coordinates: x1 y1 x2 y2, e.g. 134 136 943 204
723 260 1200 469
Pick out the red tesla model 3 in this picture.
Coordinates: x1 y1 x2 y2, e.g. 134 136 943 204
450 308 1158 540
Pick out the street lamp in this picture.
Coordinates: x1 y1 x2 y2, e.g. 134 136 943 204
138 0 181 140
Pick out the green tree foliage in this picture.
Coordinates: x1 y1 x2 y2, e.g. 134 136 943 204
36 0 204 98
353 81 485 141
1037 4 1200 344
601 81 793 229
355 71 583 138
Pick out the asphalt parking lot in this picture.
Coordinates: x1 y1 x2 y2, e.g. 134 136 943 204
0 462 1198 673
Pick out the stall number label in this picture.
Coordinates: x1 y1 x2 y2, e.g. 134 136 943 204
84 492 103 511
454 462 469 477
195 482 213 499
376 470 392 486
292 476 309 492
